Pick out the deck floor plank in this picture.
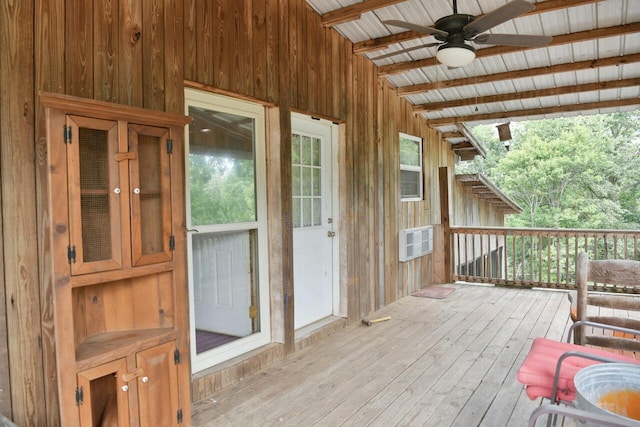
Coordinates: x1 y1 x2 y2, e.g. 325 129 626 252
361 289 505 426
193 284 582 426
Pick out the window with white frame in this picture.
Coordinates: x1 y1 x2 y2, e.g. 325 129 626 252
184 88 271 373
399 133 423 201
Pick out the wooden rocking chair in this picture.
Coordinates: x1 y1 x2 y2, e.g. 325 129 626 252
517 253 640 421
572 252 640 352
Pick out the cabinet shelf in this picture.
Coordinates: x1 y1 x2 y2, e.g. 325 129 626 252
75 328 177 370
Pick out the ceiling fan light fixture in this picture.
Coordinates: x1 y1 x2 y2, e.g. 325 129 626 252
436 42 476 68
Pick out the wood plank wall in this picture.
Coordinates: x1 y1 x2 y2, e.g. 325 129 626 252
2 0 185 424
0 0 505 424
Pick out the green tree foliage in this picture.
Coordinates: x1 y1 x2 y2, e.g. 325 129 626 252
189 153 256 226
459 111 640 229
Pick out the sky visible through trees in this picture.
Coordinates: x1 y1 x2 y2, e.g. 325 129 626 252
457 111 640 230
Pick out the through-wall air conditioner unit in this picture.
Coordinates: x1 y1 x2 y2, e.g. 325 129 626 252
399 225 433 262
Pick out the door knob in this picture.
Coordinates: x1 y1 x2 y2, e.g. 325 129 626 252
327 231 336 237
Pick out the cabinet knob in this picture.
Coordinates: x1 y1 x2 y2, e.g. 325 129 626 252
133 188 141 195
121 385 129 392
114 187 121 194
141 376 149 383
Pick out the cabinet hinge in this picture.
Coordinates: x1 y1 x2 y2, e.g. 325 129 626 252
75 387 83 405
167 139 173 154
174 349 181 364
169 235 175 251
67 245 77 264
63 125 72 144
177 408 183 424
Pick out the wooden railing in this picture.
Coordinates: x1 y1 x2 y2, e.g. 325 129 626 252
451 226 640 292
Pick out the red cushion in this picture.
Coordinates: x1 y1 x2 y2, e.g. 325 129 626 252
517 337 639 402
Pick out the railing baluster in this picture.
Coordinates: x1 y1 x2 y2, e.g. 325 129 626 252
449 226 640 291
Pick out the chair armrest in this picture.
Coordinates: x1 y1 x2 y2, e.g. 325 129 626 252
567 319 640 343
528 404 638 427
567 290 577 322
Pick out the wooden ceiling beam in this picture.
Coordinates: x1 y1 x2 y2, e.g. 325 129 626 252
353 0 603 54
414 78 640 113
321 0 406 27
397 53 640 96
426 98 640 127
378 22 640 76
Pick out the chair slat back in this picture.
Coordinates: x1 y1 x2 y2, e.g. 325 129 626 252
575 252 640 351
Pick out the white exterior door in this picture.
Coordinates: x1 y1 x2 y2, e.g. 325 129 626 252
292 115 339 329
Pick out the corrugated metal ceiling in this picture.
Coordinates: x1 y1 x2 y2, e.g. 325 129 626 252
306 0 640 154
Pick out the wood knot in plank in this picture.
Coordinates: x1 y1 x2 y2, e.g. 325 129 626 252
131 26 142 43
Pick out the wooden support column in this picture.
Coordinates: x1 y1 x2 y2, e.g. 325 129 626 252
274 0 295 354
439 167 452 283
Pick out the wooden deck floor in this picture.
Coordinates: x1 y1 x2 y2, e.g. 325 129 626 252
192 283 575 426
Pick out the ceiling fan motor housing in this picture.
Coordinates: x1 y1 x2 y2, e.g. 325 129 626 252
433 14 476 41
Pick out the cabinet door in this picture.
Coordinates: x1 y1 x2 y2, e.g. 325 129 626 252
77 358 131 427
128 124 173 266
67 115 124 275
136 341 180 427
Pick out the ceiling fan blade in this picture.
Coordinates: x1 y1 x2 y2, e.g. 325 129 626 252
382 20 448 37
370 43 441 60
463 0 535 35
474 33 552 47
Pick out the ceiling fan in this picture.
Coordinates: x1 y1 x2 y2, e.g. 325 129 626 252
378 0 552 67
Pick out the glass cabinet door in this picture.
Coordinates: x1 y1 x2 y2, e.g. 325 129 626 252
66 115 123 275
128 124 173 266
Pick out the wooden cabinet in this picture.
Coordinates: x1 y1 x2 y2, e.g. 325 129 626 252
41 93 191 427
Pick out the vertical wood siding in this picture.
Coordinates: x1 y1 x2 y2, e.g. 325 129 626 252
36 0 65 424
1 0 46 424
0 0 505 423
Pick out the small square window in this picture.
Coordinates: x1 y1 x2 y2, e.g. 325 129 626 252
399 133 423 201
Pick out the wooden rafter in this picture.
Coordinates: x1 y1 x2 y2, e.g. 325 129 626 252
454 123 486 158
378 22 640 76
397 53 640 96
352 0 603 54
426 98 640 127
414 78 640 113
321 0 406 27
456 174 522 214
441 131 463 139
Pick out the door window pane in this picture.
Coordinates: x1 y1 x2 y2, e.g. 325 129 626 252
188 106 256 226
192 231 257 354
292 131 323 228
